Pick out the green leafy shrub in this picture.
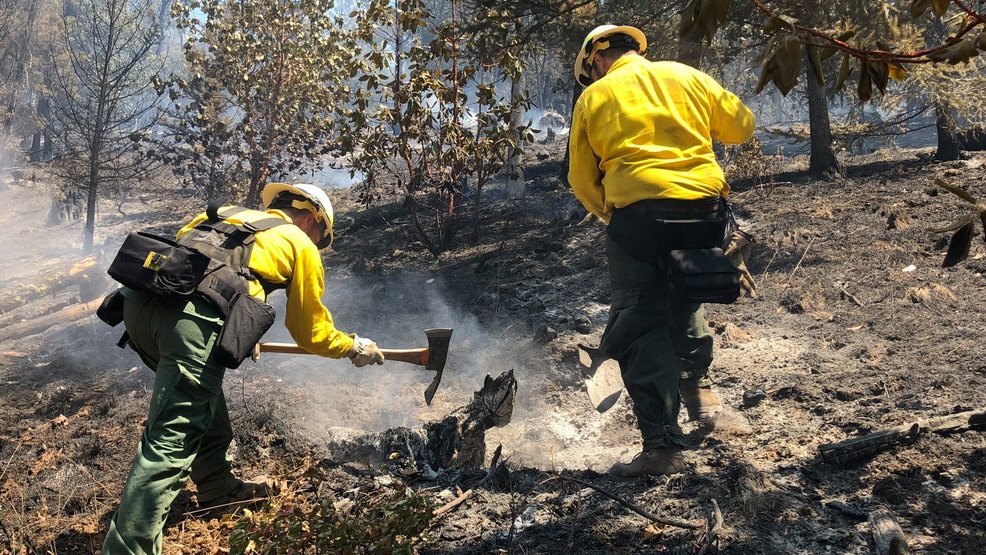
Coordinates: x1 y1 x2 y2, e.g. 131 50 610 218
229 488 434 554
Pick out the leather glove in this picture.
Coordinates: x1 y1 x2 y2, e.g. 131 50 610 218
724 229 758 298
348 335 385 367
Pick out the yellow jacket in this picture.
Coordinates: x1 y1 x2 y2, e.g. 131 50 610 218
177 208 355 358
568 55 755 222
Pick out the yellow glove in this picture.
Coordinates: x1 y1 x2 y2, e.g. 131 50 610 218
348 335 385 367
724 229 757 298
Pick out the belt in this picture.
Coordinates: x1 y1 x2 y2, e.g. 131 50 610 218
619 197 723 216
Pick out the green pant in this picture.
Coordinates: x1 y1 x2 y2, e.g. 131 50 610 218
600 236 714 449
102 290 236 555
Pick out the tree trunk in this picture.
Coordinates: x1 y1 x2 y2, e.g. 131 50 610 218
505 65 525 198
84 154 99 252
0 1 41 162
31 92 51 163
327 370 517 470
561 83 580 186
676 28 704 69
934 102 961 161
156 0 173 55
805 52 839 176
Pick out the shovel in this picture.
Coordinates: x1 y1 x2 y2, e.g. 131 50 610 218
254 328 452 405
577 343 624 413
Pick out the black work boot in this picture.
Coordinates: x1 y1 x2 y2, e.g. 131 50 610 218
680 380 723 422
608 448 686 479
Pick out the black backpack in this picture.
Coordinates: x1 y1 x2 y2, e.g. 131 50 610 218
101 203 289 368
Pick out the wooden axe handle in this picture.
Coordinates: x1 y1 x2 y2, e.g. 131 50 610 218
257 342 429 366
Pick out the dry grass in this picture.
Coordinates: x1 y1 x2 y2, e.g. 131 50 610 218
715 322 756 346
905 283 957 304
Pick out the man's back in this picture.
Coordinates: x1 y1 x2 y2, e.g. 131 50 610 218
568 55 754 218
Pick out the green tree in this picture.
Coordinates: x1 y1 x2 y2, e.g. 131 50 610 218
47 0 161 252
339 0 527 253
680 0 984 167
154 0 351 204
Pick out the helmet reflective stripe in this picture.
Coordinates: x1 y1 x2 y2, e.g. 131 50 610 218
573 25 648 88
261 182 335 248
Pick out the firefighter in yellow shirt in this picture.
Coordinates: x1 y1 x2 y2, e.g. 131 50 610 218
103 183 384 555
568 25 755 479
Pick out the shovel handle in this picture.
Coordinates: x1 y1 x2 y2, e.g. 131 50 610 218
256 342 428 366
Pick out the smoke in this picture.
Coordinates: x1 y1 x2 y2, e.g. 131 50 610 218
1 169 617 470
244 269 541 443
295 164 365 190
246 267 635 472
0 172 80 282
0 170 144 375
526 107 570 139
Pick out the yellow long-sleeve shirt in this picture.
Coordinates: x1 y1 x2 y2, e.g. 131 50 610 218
568 55 755 222
177 208 355 358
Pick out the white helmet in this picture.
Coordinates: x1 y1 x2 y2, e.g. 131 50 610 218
262 182 335 248
574 25 647 87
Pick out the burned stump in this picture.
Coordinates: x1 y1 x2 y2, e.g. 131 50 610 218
330 370 517 471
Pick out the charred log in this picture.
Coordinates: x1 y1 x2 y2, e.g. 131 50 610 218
330 370 517 471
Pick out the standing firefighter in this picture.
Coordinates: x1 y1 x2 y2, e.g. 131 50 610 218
101 183 385 554
568 25 755 478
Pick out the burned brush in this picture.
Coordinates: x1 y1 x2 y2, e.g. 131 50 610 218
932 178 986 267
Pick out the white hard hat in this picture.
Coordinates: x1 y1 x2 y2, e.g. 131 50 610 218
262 182 335 248
574 25 648 87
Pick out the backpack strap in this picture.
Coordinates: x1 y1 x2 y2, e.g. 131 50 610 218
180 205 292 297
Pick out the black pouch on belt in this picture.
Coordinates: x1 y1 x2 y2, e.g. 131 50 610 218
96 288 126 326
213 292 275 369
665 248 740 304
107 232 211 299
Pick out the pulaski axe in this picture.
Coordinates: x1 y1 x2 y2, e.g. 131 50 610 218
255 328 453 405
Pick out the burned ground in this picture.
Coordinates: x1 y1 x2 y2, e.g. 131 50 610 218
1 144 985 554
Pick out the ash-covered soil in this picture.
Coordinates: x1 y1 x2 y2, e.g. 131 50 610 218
1 144 985 554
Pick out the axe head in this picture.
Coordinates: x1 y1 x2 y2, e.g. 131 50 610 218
423 328 452 405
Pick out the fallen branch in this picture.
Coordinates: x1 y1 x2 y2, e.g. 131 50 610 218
432 444 504 518
696 498 724 555
550 475 703 530
825 500 868 521
819 409 986 464
0 297 105 344
0 256 100 313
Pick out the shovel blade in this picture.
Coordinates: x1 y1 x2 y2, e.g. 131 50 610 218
577 345 625 413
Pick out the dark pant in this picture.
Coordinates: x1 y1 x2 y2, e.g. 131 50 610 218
102 290 236 555
601 200 720 449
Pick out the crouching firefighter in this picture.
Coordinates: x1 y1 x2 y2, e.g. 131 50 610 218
98 183 385 555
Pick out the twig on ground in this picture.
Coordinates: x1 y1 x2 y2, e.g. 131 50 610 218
760 247 780 285
433 489 475 518
432 445 504 518
788 238 815 281
0 441 22 484
0 517 39 554
839 285 864 307
564 483 584 549
238 372 254 421
696 499 724 555
548 475 703 530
